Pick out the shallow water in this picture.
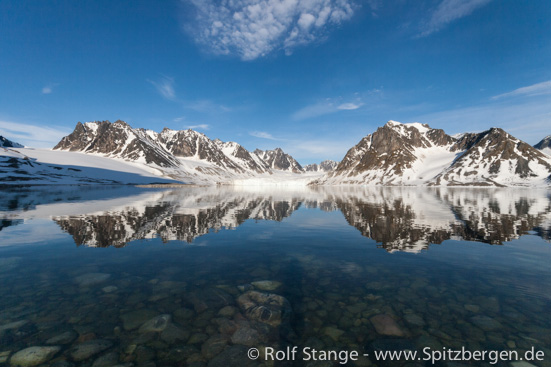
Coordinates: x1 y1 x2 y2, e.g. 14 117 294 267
0 186 550 367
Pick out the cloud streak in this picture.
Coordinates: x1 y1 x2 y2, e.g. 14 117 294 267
491 80 551 100
292 98 363 120
337 102 362 110
249 131 281 140
0 120 71 148
418 0 492 37
186 124 210 130
41 83 59 94
184 0 356 60
148 76 176 100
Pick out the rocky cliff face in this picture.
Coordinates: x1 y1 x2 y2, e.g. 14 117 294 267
317 121 551 187
53 121 305 183
535 135 551 156
213 139 271 174
253 148 303 173
0 136 23 148
304 160 338 172
431 128 551 186
54 120 180 168
535 135 551 150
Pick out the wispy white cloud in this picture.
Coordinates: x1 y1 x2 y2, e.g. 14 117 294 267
41 83 59 94
337 102 363 110
249 131 281 140
185 99 232 113
418 0 492 37
0 120 71 148
184 0 356 60
186 124 210 130
491 80 551 100
147 76 176 100
292 101 337 120
293 98 364 120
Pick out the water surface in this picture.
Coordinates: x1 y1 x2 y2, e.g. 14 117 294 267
0 186 550 367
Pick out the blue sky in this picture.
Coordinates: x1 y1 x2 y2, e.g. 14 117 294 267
0 0 550 164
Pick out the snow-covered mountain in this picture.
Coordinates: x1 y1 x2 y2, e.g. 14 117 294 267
431 128 551 186
3 120 550 187
0 146 177 186
535 135 551 156
252 148 304 173
315 121 551 187
54 120 180 168
304 160 338 172
0 136 23 148
51 120 308 184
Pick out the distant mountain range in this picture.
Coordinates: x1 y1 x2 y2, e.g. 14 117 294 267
1 120 550 186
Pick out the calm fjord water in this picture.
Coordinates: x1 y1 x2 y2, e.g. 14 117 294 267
0 186 550 367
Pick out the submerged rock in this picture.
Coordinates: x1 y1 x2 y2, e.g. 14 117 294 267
470 315 502 331
9 346 60 367
231 326 260 346
323 326 345 341
91 352 119 367
237 291 292 327
102 286 118 293
69 339 113 361
404 313 425 327
160 323 190 344
250 280 282 291
74 273 111 287
121 309 158 331
138 314 171 333
0 320 28 332
207 345 259 367
370 314 406 337
218 306 238 318
189 288 234 313
201 335 228 359
237 284 253 292
46 331 77 345
510 362 538 367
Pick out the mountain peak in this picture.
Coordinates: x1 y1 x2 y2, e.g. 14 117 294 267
0 135 24 148
534 135 551 150
253 147 303 173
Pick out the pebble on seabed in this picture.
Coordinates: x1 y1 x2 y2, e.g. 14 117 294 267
9 346 60 367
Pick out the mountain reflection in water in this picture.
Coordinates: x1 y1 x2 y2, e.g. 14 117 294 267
1 186 550 251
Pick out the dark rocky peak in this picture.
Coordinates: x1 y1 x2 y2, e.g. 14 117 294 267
320 160 339 171
213 139 271 173
254 147 303 173
54 120 179 168
334 121 454 176
159 128 243 171
431 127 551 185
304 163 319 172
304 160 339 172
535 135 551 150
0 135 24 148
